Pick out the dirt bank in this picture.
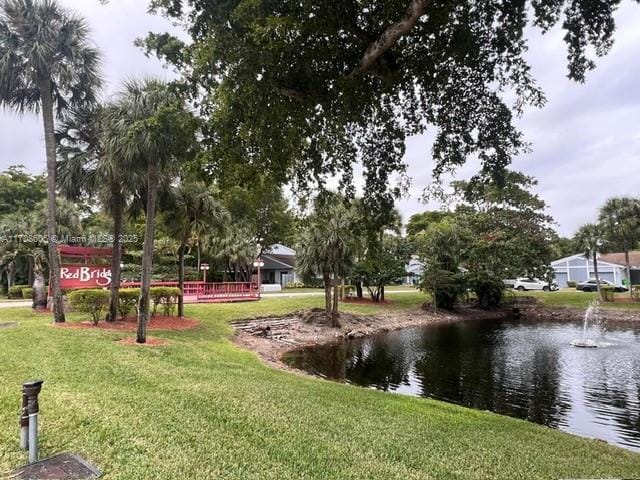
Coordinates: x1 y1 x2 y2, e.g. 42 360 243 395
233 299 640 371
232 306 511 370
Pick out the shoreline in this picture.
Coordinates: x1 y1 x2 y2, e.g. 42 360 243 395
233 300 640 371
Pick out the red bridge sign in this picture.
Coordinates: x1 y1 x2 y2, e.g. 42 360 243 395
60 265 112 289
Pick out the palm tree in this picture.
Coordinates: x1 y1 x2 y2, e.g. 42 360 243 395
298 201 357 327
57 105 142 321
0 0 102 322
599 197 640 298
161 180 227 317
104 79 196 343
575 223 605 300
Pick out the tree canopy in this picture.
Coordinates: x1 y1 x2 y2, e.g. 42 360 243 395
141 0 635 210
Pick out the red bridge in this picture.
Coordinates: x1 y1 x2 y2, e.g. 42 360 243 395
121 281 260 303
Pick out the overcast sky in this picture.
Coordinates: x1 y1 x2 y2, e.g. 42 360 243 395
1 0 639 237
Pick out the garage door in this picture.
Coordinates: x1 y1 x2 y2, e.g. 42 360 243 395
554 272 568 288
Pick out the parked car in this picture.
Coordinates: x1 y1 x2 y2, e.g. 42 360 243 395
513 277 558 291
576 279 628 292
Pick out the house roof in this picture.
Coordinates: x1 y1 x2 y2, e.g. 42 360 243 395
599 251 640 268
551 253 627 269
262 244 296 269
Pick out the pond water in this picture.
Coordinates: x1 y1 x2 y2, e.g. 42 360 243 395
283 318 640 451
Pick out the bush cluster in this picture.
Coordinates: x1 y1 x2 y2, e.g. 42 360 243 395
285 281 305 289
601 286 616 302
150 287 181 316
8 285 28 299
118 288 140 319
21 288 34 299
566 281 577 288
68 289 110 325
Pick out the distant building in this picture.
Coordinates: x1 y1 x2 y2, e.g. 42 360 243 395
404 258 424 285
550 252 640 287
260 244 302 287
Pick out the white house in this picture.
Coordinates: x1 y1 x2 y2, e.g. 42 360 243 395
550 253 628 288
259 244 301 287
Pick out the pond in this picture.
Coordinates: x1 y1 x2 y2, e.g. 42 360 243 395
283 318 640 451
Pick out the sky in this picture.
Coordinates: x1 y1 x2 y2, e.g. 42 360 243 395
1 0 639 238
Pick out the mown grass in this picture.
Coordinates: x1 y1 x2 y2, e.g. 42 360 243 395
515 289 640 309
1 294 639 479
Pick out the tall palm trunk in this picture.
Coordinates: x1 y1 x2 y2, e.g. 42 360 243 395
323 273 331 318
27 256 34 287
137 160 159 343
331 276 340 327
178 242 186 318
32 269 47 310
108 188 124 321
592 251 602 301
39 78 65 322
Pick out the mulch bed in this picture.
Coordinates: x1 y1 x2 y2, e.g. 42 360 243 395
117 337 170 347
54 315 200 332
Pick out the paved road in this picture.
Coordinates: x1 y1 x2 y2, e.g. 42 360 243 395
0 300 31 309
0 289 420 308
262 289 419 298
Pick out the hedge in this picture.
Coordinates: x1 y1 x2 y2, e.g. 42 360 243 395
21 288 33 300
566 281 577 288
601 286 616 302
68 289 110 325
118 288 140 320
150 287 181 317
8 285 28 299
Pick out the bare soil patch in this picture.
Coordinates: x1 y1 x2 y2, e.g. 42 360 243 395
54 315 200 332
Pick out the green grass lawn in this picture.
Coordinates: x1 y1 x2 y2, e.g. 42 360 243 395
514 289 640 309
1 295 640 479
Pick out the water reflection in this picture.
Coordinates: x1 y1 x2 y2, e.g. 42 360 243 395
283 319 640 451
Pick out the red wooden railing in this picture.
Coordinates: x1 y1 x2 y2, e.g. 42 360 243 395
120 281 259 303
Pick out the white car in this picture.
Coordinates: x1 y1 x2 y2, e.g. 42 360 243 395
513 277 558 291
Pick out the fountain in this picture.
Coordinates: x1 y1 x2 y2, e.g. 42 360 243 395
571 299 600 348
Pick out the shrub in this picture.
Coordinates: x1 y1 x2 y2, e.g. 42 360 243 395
8 285 28 299
338 284 356 299
21 288 33 300
566 281 577 288
468 272 505 309
285 281 305 289
118 288 140 319
601 286 616 302
150 287 181 316
68 289 110 325
632 285 640 302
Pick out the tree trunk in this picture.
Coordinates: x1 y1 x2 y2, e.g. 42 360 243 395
178 242 185 318
323 273 331 318
331 276 340 327
356 280 363 299
27 256 34 288
39 78 65 322
137 160 159 343
625 247 632 299
593 251 602 301
108 188 124 321
7 261 15 292
32 270 47 310
381 285 385 301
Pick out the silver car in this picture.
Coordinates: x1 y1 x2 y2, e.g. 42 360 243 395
576 279 628 292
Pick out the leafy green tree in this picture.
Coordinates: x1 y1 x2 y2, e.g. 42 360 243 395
104 79 197 343
57 105 143 321
574 223 605 300
405 211 450 241
0 0 102 322
599 197 640 296
415 218 468 311
160 179 228 317
141 0 634 204
0 166 46 215
353 234 407 302
298 198 358 326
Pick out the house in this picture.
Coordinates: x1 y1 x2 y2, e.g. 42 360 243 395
550 252 640 288
259 244 302 287
404 259 424 285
